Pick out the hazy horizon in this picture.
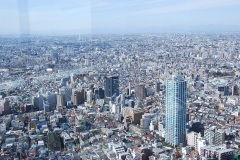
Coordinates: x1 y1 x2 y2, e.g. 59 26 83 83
0 0 240 35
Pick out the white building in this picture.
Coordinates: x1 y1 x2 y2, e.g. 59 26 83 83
111 103 121 114
158 122 165 138
197 136 207 153
187 131 198 149
87 90 93 104
149 120 155 131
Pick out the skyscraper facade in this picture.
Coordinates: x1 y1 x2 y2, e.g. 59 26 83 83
134 84 146 100
104 76 119 98
165 75 187 146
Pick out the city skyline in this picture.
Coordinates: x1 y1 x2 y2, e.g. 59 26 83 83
0 0 240 35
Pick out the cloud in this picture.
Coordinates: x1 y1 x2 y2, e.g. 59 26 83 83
134 0 240 15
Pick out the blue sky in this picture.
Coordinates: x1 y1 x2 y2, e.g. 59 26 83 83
0 0 240 35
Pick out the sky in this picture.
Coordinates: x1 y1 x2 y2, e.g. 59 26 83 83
0 0 240 35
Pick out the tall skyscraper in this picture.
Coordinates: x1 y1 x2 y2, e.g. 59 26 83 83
98 87 104 99
165 75 187 146
104 76 119 98
52 52 59 62
134 84 146 100
87 90 93 104
155 82 161 94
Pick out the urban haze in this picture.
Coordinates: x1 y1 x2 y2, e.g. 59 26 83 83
0 0 240 160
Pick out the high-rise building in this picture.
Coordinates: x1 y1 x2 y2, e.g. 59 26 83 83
43 100 50 113
56 94 65 107
120 93 125 106
25 104 33 112
70 73 76 83
104 76 119 98
0 100 10 115
32 94 44 110
187 131 198 149
204 128 215 145
165 75 187 146
128 81 131 96
134 84 146 100
129 100 135 108
71 88 85 105
88 83 94 91
98 87 104 99
87 90 93 104
155 82 161 94
232 85 238 96
215 129 225 146
123 107 144 125
71 89 79 105
52 52 59 62
46 92 57 110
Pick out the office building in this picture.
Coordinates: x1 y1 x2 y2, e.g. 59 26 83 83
46 93 57 110
165 75 187 146
111 103 121 114
140 117 151 129
88 83 94 92
120 93 125 106
70 73 76 83
0 100 10 115
155 82 161 94
52 52 59 61
98 87 104 99
64 88 72 102
87 90 93 104
71 89 79 105
32 94 44 110
71 88 85 105
128 100 135 108
232 85 238 96
60 77 70 87
57 95 65 107
218 85 229 96
134 84 146 100
25 104 33 112
123 107 144 125
79 88 85 104
43 100 50 113
128 81 131 96
104 76 119 98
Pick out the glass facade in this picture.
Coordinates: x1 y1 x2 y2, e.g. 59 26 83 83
104 76 119 98
165 75 187 146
